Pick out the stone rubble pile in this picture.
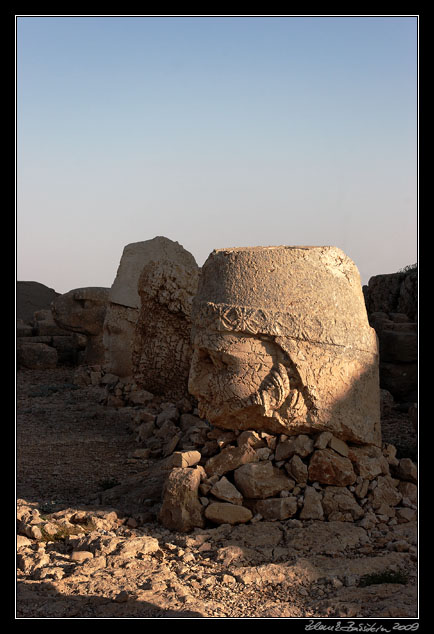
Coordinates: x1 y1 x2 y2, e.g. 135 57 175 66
157 429 417 533
100 397 418 535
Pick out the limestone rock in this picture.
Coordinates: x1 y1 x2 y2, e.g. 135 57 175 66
234 462 293 499
168 450 202 468
348 445 389 480
395 458 417 484
251 496 298 520
299 486 324 520
275 434 314 461
314 431 333 449
17 342 58 369
308 449 357 486
189 245 380 446
397 481 417 505
370 476 402 511
210 476 243 505
204 444 258 478
51 287 109 364
204 502 252 525
285 454 308 483
329 436 349 457
322 487 364 521
131 237 200 399
159 467 205 532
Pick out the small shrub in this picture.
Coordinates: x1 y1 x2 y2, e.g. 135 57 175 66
358 569 409 587
39 518 97 543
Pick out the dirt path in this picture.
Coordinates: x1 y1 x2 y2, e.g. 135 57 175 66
16 368 418 619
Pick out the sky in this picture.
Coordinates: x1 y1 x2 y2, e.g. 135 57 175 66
16 15 418 294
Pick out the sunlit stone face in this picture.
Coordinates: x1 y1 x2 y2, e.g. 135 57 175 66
188 330 307 433
187 245 382 445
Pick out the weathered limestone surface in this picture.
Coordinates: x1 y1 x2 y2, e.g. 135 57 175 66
103 237 199 383
204 502 252 525
158 467 205 533
234 462 293 499
189 245 381 446
132 239 200 400
51 287 109 364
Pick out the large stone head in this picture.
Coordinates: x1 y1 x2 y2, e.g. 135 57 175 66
51 287 109 364
188 246 381 446
51 287 109 337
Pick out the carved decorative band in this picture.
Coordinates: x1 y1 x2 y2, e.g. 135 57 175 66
192 301 377 353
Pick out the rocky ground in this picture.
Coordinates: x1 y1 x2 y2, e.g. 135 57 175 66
16 367 418 619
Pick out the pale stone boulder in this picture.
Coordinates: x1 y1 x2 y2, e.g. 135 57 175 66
251 497 298 520
189 245 381 446
299 486 324 520
159 467 205 532
234 462 293 499
168 450 202 468
204 444 258 478
51 287 109 364
204 502 252 525
210 476 243 505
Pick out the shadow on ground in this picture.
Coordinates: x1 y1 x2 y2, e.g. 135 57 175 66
16 580 205 618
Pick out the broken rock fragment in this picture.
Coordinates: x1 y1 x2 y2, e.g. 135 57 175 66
308 449 357 487
159 467 205 532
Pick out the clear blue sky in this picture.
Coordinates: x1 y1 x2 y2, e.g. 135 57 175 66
16 15 418 294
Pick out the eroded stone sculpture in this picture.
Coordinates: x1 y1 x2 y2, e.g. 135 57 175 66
104 236 199 380
51 287 110 364
132 250 200 401
188 246 381 446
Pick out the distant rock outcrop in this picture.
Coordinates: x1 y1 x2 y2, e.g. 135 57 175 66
17 281 60 325
16 283 87 369
363 265 417 322
363 266 417 403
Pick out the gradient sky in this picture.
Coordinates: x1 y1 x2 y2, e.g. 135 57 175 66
16 15 418 294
